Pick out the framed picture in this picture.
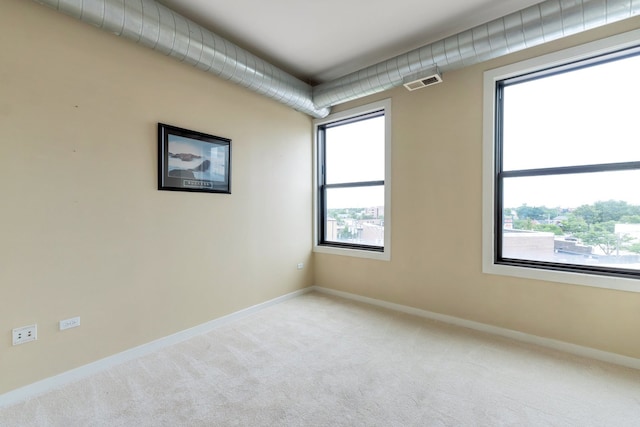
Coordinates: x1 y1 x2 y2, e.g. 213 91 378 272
158 123 231 194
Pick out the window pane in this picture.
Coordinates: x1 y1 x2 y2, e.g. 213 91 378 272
502 53 640 171
325 186 384 247
502 170 640 271
325 115 384 184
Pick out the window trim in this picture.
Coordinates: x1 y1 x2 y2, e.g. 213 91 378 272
313 99 392 261
482 29 640 292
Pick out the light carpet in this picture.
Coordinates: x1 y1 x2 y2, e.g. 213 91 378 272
2 292 640 426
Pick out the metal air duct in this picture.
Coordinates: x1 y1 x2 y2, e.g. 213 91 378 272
33 0 330 118
313 0 640 108
33 0 639 117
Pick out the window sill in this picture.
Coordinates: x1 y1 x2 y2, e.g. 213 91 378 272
482 261 640 293
314 244 390 261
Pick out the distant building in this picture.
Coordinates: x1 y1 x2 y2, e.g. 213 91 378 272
554 237 592 255
502 230 555 261
364 206 384 218
615 224 640 241
504 216 513 230
503 230 598 265
360 223 384 246
326 217 337 241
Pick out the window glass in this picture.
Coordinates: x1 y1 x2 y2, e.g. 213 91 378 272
325 186 385 247
502 53 640 171
495 45 640 279
325 116 385 184
502 170 640 269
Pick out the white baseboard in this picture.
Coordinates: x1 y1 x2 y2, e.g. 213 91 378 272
312 286 640 371
4 285 638 409
0 287 313 409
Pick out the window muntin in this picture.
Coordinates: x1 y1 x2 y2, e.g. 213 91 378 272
315 100 391 258
494 45 640 280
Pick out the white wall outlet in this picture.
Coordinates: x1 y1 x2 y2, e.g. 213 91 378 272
12 324 37 345
59 316 81 331
297 263 304 270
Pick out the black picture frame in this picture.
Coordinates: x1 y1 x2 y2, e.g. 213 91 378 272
158 123 231 194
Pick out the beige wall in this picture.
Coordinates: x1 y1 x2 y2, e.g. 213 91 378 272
1 0 313 394
3 0 640 397
315 17 640 359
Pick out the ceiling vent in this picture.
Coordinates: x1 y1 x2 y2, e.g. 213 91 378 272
403 67 443 91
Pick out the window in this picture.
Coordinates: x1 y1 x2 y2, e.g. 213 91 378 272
483 29 640 291
314 99 391 260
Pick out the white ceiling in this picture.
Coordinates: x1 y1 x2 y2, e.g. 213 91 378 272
157 0 544 84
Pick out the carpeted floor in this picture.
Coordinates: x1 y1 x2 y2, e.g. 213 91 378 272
2 292 640 426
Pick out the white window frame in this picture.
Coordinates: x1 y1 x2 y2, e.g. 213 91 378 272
313 99 392 261
483 29 640 293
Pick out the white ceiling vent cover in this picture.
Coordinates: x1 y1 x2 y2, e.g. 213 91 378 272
403 67 442 91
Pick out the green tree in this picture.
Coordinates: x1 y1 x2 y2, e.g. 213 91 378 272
573 200 640 225
572 204 600 225
575 221 632 256
595 200 638 222
513 218 534 230
532 223 563 235
515 205 546 221
620 215 640 224
513 204 561 221
338 227 352 240
559 215 588 234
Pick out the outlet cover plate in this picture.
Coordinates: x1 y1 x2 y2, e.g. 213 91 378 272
12 324 37 345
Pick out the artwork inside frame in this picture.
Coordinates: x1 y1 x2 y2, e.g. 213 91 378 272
158 123 231 194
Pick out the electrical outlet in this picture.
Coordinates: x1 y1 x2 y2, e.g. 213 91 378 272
12 324 37 345
59 316 81 331
297 263 304 270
